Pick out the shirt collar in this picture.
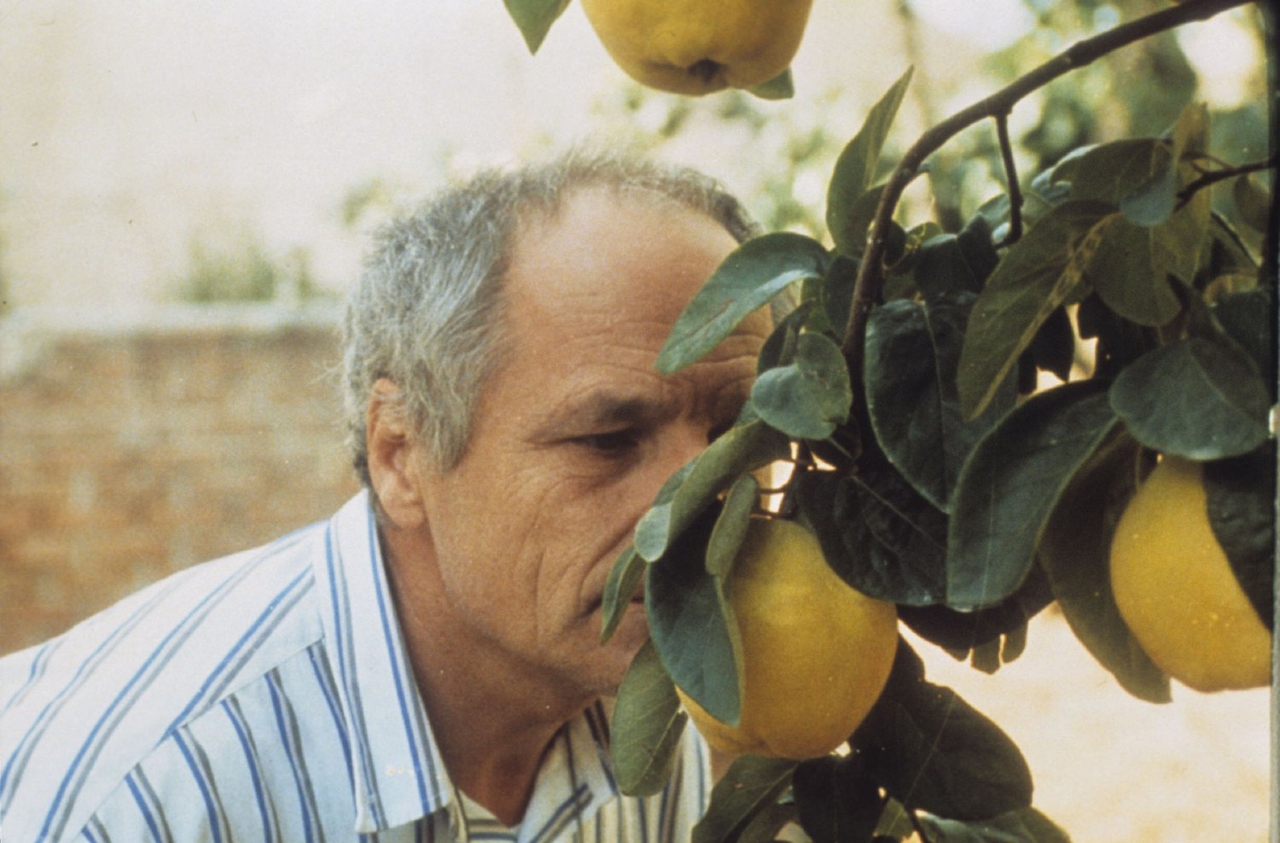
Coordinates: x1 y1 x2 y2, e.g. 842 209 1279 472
315 491 452 834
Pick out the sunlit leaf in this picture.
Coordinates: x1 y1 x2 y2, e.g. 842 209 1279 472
692 755 797 843
751 332 852 439
1038 430 1172 703
948 382 1121 609
826 67 914 257
502 0 571 53
1109 337 1271 460
658 232 828 374
957 200 1110 419
611 641 689 796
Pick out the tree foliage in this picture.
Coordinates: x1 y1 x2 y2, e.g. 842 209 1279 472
509 0 1274 839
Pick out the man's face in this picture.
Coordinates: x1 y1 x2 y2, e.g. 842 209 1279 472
413 187 770 699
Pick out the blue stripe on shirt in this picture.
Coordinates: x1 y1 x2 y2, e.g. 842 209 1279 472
324 520 387 829
222 696 279 843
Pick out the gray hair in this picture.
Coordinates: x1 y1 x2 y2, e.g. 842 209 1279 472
342 148 759 486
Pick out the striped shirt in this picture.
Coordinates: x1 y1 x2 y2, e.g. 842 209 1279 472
0 492 711 842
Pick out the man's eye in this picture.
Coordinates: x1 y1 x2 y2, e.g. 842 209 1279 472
577 431 640 454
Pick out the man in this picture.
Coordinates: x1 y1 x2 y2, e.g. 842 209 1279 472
0 150 773 842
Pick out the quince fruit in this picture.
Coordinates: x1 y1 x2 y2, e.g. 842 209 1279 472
676 517 898 759
579 0 814 96
1110 455 1271 692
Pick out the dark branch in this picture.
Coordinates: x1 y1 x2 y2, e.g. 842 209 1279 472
994 111 1024 249
1177 154 1278 203
839 0 1258 368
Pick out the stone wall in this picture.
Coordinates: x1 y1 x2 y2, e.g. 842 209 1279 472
0 308 360 655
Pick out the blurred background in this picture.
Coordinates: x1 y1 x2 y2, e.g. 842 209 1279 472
0 0 1270 839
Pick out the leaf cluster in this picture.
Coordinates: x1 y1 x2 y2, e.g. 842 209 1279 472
601 30 1273 835
503 0 1274 839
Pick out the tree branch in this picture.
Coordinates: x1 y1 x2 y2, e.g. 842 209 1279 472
839 0 1259 368
994 111 1024 248
1177 154 1278 203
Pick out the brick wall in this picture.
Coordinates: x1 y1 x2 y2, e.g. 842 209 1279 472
0 308 361 656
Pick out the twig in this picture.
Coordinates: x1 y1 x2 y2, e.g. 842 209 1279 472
839 0 1258 369
1177 154 1278 203
994 111 1024 248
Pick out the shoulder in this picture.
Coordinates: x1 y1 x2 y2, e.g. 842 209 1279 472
0 521 332 842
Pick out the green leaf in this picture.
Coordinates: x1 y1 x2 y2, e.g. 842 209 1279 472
1068 138 1168 206
658 232 829 374
1232 174 1271 234
957 200 1111 420
502 0 571 53
826 67 914 257
897 568 1053 663
601 544 646 643
865 295 1016 511
611 640 689 796
851 641 1034 821
706 475 759 579
1037 430 1172 703
734 803 799 843
912 226 994 303
819 254 858 345
633 420 790 562
1211 287 1275 390
756 301 813 374
792 756 882 843
751 332 852 440
647 508 742 726
749 68 795 100
1075 292 1154 380
795 468 947 606
692 755 797 843
948 382 1122 609
1205 445 1276 629
1119 161 1178 227
1117 103 1207 228
1087 197 1209 327
1109 337 1271 460
916 807 1072 842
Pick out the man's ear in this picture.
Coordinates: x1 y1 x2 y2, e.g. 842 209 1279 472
366 378 429 530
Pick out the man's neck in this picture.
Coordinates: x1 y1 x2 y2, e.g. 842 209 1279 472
380 528 595 827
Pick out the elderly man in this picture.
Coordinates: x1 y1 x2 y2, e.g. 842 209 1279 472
0 151 772 842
